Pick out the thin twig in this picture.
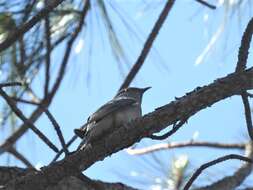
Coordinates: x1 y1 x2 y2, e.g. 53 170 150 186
195 0 216 9
11 97 39 105
51 123 88 163
43 109 69 155
46 1 91 161
0 88 59 153
150 119 187 140
0 0 65 52
12 97 69 155
127 141 245 155
48 0 90 99
44 0 51 97
0 82 22 88
50 135 78 163
183 154 252 190
119 0 176 90
8 146 34 168
241 92 253 140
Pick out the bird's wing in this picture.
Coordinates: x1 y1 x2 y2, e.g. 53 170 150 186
88 97 137 123
74 97 136 138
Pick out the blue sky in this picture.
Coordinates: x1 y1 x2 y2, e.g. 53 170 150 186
1 0 253 189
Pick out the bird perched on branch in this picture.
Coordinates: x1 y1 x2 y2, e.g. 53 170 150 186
74 87 151 148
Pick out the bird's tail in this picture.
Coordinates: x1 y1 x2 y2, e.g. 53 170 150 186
74 123 88 139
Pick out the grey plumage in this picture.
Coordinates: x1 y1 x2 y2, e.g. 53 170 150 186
74 87 150 148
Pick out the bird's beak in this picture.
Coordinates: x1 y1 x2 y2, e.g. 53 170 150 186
142 86 151 93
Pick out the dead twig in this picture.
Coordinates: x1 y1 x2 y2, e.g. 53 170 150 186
127 141 245 155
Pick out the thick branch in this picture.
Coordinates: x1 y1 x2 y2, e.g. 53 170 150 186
0 167 136 190
3 67 253 190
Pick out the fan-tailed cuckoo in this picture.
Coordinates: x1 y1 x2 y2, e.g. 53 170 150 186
74 87 150 148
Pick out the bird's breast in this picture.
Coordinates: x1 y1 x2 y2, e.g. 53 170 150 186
115 104 141 124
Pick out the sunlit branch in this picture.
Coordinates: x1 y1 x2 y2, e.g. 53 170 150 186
126 141 245 155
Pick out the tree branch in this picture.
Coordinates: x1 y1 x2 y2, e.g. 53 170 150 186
0 82 22 88
183 154 252 190
119 0 176 90
234 17 253 140
0 0 90 157
0 0 65 52
43 109 69 155
10 97 69 156
195 0 216 9
7 147 34 168
241 92 253 140
236 17 253 72
44 0 51 97
0 88 59 153
51 134 79 163
149 118 187 140
126 141 245 155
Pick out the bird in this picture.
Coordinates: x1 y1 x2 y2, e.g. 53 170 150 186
74 87 151 147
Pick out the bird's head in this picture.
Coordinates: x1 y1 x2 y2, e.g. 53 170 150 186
116 87 151 101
